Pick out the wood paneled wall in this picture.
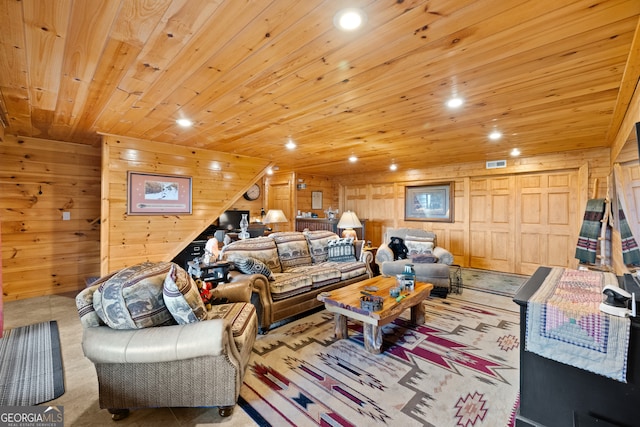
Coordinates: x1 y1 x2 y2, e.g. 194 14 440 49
0 130 626 300
335 148 611 274
609 79 640 275
295 173 337 216
1 135 101 300
101 135 271 274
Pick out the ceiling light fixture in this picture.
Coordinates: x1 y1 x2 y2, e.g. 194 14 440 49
446 97 464 108
176 118 193 127
510 148 521 157
334 8 365 31
349 155 358 163
489 130 502 140
390 163 398 171
285 139 296 150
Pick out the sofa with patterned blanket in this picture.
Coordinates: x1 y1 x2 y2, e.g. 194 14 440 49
76 261 258 419
375 228 453 295
219 230 374 332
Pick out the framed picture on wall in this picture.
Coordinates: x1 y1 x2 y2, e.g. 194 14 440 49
312 191 323 209
127 171 192 215
405 183 453 222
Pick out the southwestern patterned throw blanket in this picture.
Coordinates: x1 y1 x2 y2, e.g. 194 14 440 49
526 268 631 382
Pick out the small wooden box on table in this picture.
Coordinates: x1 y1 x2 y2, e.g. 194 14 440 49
317 276 433 354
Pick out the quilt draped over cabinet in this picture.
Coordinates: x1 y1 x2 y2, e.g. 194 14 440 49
526 268 630 382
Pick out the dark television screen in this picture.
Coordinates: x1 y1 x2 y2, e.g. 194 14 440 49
219 210 250 231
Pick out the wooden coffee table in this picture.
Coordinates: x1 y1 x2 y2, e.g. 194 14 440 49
317 276 433 354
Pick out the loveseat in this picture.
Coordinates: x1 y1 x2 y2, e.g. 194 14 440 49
76 261 258 419
375 228 453 295
220 230 373 332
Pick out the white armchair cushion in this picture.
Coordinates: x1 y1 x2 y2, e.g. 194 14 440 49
82 319 227 364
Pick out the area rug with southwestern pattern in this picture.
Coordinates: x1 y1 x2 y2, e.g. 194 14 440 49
240 293 520 427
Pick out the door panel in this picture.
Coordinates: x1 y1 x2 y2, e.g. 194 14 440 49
268 181 293 231
516 171 578 275
469 177 514 272
469 171 578 274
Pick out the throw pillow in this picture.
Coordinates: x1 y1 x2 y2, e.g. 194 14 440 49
411 253 439 263
220 237 282 273
388 236 408 260
405 234 435 255
271 232 313 270
327 237 356 262
230 255 275 280
75 271 117 328
163 263 208 324
92 261 176 330
304 230 339 263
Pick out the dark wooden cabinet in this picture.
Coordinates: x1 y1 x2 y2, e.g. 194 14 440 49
295 217 366 240
513 267 640 427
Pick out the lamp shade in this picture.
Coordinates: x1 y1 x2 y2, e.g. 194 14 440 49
263 209 288 224
337 211 362 229
337 211 362 239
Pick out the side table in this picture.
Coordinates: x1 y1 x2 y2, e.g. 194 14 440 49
449 264 463 294
188 261 231 287
363 246 379 276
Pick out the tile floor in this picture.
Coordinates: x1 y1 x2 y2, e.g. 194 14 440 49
2 292 259 427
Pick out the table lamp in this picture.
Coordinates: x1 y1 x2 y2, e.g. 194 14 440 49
263 209 288 232
337 210 362 239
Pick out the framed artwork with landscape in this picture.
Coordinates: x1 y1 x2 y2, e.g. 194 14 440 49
127 171 192 215
405 183 453 222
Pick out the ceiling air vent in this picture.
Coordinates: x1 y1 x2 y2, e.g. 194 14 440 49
486 160 507 169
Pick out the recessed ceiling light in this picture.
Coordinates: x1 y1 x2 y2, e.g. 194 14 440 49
285 139 296 150
266 167 273 175
510 148 521 157
176 118 193 127
334 8 365 31
489 130 502 140
390 163 398 171
446 97 464 108
349 155 358 163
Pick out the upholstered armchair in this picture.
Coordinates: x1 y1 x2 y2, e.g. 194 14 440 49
76 261 257 420
376 228 453 294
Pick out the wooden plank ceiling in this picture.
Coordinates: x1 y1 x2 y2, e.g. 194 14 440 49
1 0 639 176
